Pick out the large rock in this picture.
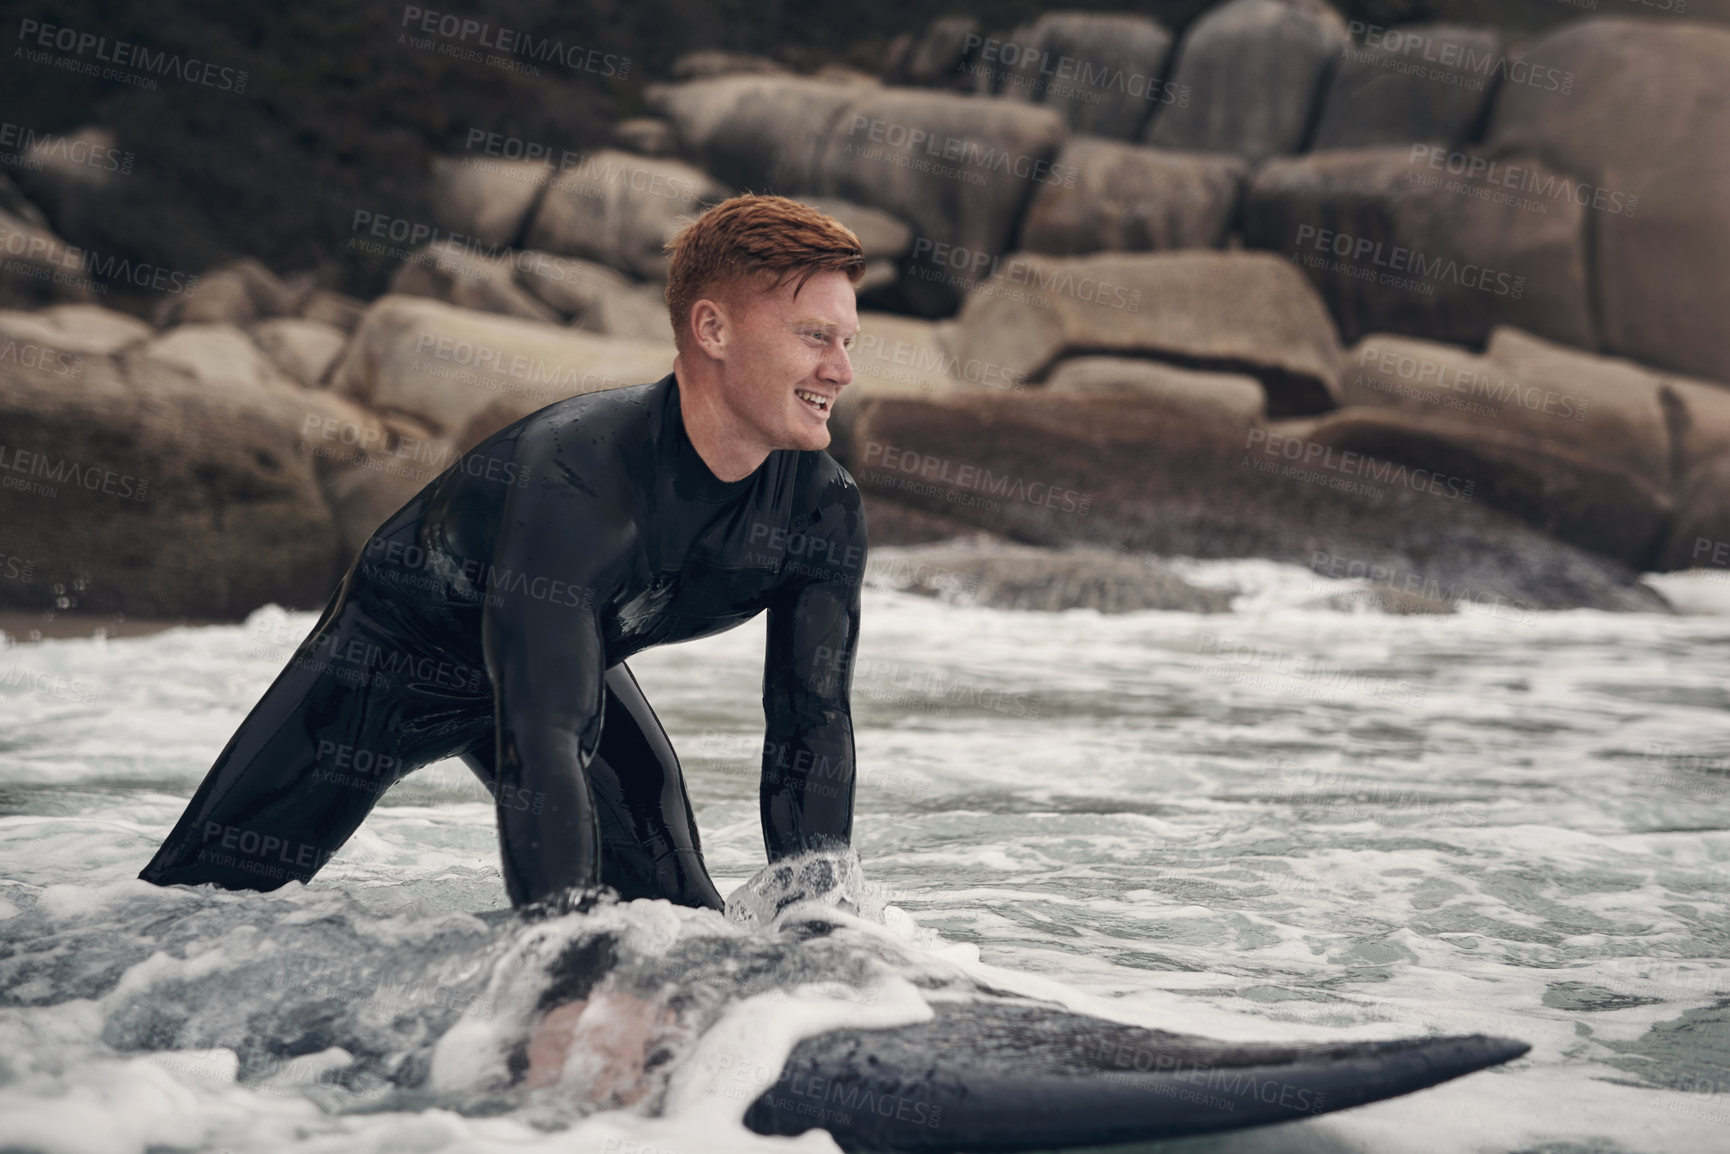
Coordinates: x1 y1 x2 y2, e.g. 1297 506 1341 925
513 253 672 342
1343 329 1670 488
1660 456 1730 572
1145 0 1349 162
0 172 51 230
523 149 730 281
1019 137 1245 256
299 289 367 333
987 12 1177 140
648 77 1071 314
829 311 1002 468
141 324 294 393
948 251 1342 416
1300 407 1670 568
1312 24 1500 149
1487 18 1730 385
0 205 96 309
795 197 913 295
612 118 676 158
7 126 129 246
1043 357 1266 427
886 16 981 90
1244 147 1595 349
796 197 913 261
293 397 453 560
818 88 1070 314
389 240 562 324
1660 378 1730 482
155 258 302 328
0 304 152 357
835 385 1666 611
0 325 353 617
250 317 350 388
647 75 869 192
868 540 1233 613
668 51 791 81
329 295 673 438
428 156 553 249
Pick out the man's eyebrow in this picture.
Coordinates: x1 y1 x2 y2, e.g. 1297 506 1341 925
792 318 860 340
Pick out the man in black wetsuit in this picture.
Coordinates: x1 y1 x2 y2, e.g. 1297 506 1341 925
139 195 869 913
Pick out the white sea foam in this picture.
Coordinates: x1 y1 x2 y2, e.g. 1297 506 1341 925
0 582 1725 1152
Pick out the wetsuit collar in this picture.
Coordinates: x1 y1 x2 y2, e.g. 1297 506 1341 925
665 371 762 502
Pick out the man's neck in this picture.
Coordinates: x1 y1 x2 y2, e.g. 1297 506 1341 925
672 358 771 482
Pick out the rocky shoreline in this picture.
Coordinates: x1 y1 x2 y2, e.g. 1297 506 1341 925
4 3 1727 618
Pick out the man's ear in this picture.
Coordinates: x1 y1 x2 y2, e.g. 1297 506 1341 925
691 297 729 361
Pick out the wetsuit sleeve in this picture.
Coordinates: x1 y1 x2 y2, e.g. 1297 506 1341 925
479 429 625 907
760 469 868 861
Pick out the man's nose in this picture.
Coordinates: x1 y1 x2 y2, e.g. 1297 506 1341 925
821 341 853 387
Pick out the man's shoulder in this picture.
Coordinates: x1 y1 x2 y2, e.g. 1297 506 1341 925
474 375 670 463
788 448 866 551
522 375 669 440
791 448 861 505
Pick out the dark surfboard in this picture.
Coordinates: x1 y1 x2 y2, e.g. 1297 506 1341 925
742 998 1528 1152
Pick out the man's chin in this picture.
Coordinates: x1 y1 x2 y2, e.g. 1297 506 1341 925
782 420 831 452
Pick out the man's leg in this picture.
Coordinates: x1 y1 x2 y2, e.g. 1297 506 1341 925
140 594 489 892
461 661 725 911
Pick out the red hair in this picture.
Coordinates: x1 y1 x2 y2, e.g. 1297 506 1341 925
664 194 865 352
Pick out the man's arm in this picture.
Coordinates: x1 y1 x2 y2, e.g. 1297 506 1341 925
479 426 627 907
760 470 867 861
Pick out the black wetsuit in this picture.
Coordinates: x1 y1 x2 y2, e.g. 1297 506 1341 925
139 372 867 910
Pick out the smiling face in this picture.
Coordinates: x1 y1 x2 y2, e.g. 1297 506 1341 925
696 269 858 456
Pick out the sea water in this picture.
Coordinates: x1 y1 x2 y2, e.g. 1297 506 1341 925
0 557 1727 1153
